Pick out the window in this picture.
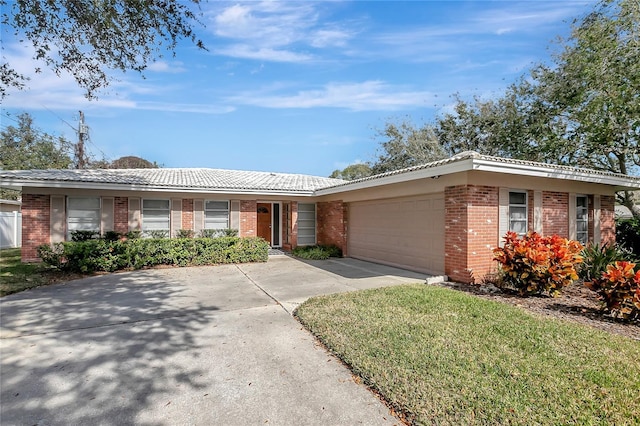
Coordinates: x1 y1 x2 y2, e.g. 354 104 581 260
67 197 101 238
509 191 528 235
142 199 170 235
576 195 588 244
297 203 316 245
204 200 229 230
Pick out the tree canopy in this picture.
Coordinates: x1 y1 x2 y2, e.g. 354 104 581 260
93 156 160 169
0 113 73 199
368 0 639 216
1 0 205 98
371 119 445 175
329 163 372 180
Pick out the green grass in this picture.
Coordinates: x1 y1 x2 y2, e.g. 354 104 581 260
296 284 640 425
0 248 58 296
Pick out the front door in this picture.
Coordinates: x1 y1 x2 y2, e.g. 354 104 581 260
257 203 272 245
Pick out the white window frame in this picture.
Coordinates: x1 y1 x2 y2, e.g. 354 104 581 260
576 195 588 244
297 203 316 246
66 197 101 239
204 200 230 230
508 191 528 236
142 199 171 236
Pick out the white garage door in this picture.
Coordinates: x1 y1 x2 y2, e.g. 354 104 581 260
348 194 445 275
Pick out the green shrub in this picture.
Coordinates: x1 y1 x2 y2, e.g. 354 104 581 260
493 231 584 297
37 237 269 273
176 229 195 239
292 244 342 260
616 217 640 255
199 228 239 238
70 230 100 241
578 243 637 282
125 230 142 239
147 230 169 239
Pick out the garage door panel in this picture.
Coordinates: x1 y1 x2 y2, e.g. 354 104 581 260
348 195 445 275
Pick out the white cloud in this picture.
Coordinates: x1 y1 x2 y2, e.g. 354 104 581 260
310 28 352 48
214 45 313 62
206 1 355 62
146 60 187 73
227 80 433 111
1 43 232 115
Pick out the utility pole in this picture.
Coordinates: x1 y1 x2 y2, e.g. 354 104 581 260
75 110 89 169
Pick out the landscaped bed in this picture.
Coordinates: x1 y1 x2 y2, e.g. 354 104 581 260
296 284 640 425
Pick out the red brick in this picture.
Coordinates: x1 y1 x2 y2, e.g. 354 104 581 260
21 194 50 262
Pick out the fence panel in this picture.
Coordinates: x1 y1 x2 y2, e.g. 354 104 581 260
0 212 22 248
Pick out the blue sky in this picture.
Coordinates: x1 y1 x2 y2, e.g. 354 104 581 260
1 1 596 177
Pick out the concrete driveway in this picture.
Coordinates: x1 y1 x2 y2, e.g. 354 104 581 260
0 256 431 425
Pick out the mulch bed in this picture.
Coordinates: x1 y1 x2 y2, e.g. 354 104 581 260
436 281 640 341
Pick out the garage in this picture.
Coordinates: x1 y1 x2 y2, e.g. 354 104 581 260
347 194 445 275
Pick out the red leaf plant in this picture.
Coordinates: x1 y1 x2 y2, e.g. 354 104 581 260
493 231 584 297
585 261 640 321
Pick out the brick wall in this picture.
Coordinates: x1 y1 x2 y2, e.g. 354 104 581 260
445 186 469 283
601 195 616 245
182 199 194 230
239 200 257 237
466 186 499 283
22 194 50 262
316 201 347 254
543 191 569 237
114 196 129 234
445 185 499 284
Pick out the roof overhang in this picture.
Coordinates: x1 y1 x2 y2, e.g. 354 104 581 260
0 179 317 197
315 156 640 196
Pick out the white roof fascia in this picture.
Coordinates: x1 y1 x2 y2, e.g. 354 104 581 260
1 179 316 197
472 159 640 190
314 159 475 196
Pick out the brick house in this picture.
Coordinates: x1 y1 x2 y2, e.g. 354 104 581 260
2 152 639 284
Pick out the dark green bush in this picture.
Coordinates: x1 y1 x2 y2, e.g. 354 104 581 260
103 231 121 241
37 237 269 273
292 244 342 260
616 217 640 256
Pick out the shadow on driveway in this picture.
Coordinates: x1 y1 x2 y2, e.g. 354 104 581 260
1 270 220 425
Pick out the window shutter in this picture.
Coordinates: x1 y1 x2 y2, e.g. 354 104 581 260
128 198 141 231
194 199 204 235
171 199 182 238
498 188 509 246
593 195 601 245
568 193 577 240
230 200 240 231
50 195 66 243
533 191 543 233
101 197 114 234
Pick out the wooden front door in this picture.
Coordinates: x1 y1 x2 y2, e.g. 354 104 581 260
257 203 272 245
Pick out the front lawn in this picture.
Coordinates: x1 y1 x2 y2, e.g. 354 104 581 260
296 284 640 425
0 248 53 296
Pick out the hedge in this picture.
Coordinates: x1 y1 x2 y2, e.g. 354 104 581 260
37 237 269 273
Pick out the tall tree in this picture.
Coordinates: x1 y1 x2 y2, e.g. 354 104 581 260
0 113 73 199
1 0 206 98
371 119 446 174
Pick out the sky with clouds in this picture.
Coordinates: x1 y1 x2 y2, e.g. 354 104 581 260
1 1 596 176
